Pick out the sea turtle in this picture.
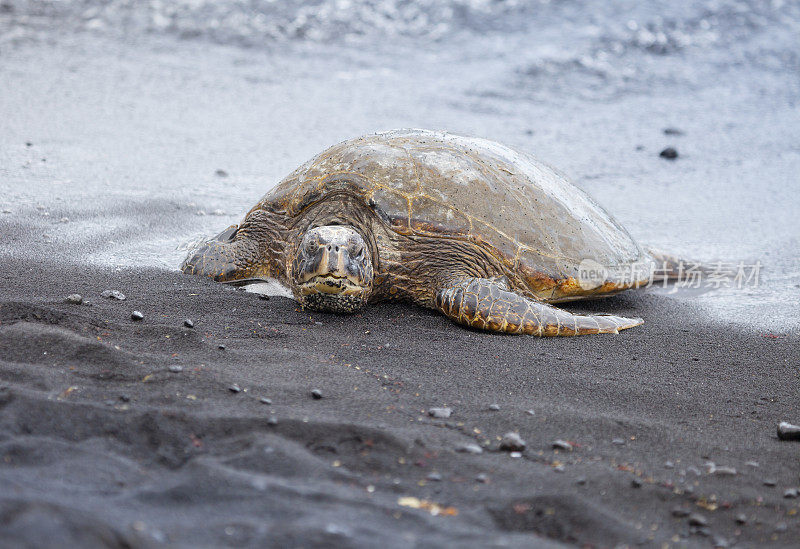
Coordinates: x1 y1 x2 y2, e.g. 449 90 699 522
182 129 669 336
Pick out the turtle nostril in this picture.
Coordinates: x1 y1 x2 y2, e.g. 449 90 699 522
335 245 340 252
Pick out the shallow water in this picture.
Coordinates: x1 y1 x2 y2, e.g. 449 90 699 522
1 0 798 330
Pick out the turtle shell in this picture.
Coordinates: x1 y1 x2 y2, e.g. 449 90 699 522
256 129 652 286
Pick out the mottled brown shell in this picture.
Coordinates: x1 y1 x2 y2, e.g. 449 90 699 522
255 129 652 287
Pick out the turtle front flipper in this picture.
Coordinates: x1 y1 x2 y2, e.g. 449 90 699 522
435 278 642 336
181 225 260 282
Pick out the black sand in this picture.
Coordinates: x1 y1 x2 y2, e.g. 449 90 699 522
1 251 798 547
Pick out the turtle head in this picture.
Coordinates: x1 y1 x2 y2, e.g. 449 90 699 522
291 225 373 313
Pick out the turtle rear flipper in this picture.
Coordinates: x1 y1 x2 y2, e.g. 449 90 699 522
181 225 255 282
435 278 642 336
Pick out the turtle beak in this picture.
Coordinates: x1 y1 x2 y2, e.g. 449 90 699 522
292 226 373 313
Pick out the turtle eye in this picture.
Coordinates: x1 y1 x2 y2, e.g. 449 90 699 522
304 240 318 255
350 244 364 260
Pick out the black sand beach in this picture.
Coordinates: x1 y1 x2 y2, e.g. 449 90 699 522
1 1 799 547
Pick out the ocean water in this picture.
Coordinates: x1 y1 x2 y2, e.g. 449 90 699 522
1 0 798 330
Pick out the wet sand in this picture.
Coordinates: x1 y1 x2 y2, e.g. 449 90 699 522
2 1 800 547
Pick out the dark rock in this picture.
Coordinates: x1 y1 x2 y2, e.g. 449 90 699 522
783 488 799 498
488 404 500 411
777 421 800 441
259 294 270 300
218 344 226 350
428 407 452 419
311 389 323 400
228 384 242 393
735 513 747 524
64 294 83 304
671 507 690 518
552 440 573 451
168 365 183 373
184 318 194 328
499 432 526 452
131 310 144 321
660 147 679 159
663 127 685 136
215 169 229 177
688 513 708 527
101 289 126 300
119 394 130 402
631 478 642 488
576 477 587 485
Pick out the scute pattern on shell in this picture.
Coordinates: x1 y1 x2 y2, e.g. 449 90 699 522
256 129 651 283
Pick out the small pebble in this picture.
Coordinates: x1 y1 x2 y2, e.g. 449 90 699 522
612 438 625 446
25 141 32 147
499 432 526 452
131 310 144 321
663 127 685 136
428 407 452 419
101 289 126 300
119 394 130 402
218 344 226 350
576 477 587 485
710 466 737 476
745 460 759 467
775 522 788 533
426 472 442 482
763 479 777 487
509 451 522 459
664 461 675 469
777 421 800 441
228 384 242 393
631 478 642 488
735 514 747 524
671 507 690 518
267 416 278 426
311 389 323 400
475 473 488 483
660 147 679 159
259 397 272 405
259 294 270 300
687 466 702 476
526 410 535 416
488 404 500 411
688 513 708 527
65 294 83 304
553 464 565 472
215 169 229 177
552 440 573 452
783 488 799 498
455 443 483 455
184 319 194 328
168 365 183 373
